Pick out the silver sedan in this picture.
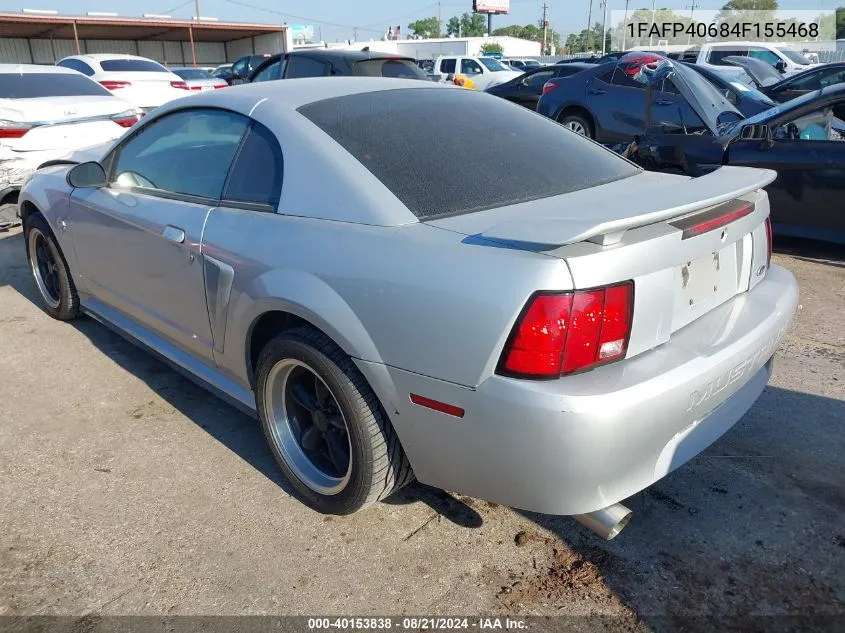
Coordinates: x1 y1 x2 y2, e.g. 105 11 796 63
18 78 798 539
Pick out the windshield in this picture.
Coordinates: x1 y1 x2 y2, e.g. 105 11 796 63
777 48 812 65
173 68 211 80
101 59 168 72
478 57 511 72
0 73 112 98
730 88 827 130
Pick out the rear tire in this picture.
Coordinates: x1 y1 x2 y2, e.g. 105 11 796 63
255 327 414 514
559 113 594 139
24 213 80 321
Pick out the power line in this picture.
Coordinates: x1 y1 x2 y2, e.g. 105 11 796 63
221 0 386 34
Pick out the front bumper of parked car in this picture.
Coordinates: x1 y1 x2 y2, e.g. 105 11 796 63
357 264 798 516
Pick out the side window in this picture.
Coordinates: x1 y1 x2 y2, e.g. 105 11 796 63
749 48 780 65
109 108 249 200
774 107 836 141
252 59 283 82
526 70 554 89
440 58 456 74
461 59 483 75
223 122 283 208
610 67 646 89
595 69 614 84
232 58 249 78
58 59 94 76
708 48 747 66
285 56 330 79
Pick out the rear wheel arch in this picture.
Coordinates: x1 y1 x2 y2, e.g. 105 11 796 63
556 105 596 136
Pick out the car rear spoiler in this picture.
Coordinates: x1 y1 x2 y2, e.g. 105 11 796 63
477 166 777 248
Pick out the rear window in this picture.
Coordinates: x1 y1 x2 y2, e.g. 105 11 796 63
353 59 427 80
299 88 640 219
0 73 111 98
100 59 168 72
173 68 211 80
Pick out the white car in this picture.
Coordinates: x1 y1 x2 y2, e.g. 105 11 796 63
0 64 141 204
56 54 190 112
170 67 228 92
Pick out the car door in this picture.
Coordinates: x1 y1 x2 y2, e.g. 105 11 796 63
726 108 845 239
588 66 648 143
67 107 251 361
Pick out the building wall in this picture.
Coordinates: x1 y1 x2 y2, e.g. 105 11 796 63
0 29 287 65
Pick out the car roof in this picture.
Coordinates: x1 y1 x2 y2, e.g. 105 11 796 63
63 53 154 61
0 63 79 74
556 62 597 70
157 76 449 114
287 49 415 62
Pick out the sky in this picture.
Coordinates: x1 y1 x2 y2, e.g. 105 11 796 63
0 0 835 43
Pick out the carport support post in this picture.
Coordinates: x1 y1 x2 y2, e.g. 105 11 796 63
188 23 197 67
487 14 492 37
72 20 81 54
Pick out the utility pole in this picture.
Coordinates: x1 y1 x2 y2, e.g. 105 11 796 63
621 0 630 51
487 13 492 37
600 0 608 55
686 2 699 45
437 1 442 37
586 0 593 53
194 0 201 20
353 27 358 42
649 0 656 47
541 3 549 56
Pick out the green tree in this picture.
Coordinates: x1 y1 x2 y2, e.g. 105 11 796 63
837 7 845 39
717 0 778 34
610 7 693 49
720 0 777 9
408 17 441 38
480 42 504 54
493 23 561 53
446 13 488 37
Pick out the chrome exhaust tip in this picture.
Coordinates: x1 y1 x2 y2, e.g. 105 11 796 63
574 503 633 540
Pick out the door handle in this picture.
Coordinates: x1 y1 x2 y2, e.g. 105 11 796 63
589 88 607 95
654 99 673 106
162 225 185 244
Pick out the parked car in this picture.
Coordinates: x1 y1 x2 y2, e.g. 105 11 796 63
228 54 274 84
616 57 845 244
685 62 779 118
424 55 522 90
725 57 845 103
19 78 797 538
486 63 595 109
249 50 429 82
170 67 228 92
631 42 817 76
56 54 189 112
0 63 140 206
501 58 543 72
211 64 235 85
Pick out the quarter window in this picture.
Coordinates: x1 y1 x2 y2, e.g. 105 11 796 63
223 122 283 208
108 108 249 200
58 59 95 76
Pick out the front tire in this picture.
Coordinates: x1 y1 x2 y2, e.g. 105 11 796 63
255 327 413 514
24 213 80 321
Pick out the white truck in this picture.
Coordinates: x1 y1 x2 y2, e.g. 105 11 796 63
631 41 818 77
424 55 522 90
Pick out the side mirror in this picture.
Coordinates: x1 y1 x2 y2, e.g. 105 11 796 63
67 161 106 189
519 76 531 87
775 60 788 73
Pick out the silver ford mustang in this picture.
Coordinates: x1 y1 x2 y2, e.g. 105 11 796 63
19 78 798 538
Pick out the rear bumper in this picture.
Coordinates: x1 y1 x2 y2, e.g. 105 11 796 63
358 264 798 515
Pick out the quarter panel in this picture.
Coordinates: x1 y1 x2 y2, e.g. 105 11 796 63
201 207 572 389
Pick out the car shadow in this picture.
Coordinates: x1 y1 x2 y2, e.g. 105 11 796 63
774 235 845 267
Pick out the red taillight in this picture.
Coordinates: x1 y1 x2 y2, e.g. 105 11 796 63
499 282 634 379
0 127 30 138
189 85 203 91
542 81 558 94
765 217 773 267
99 80 131 90
671 200 755 240
213 84 227 89
170 81 189 90
111 110 143 128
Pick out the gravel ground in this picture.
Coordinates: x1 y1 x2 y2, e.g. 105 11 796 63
0 226 842 629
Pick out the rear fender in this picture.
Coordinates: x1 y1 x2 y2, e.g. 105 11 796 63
224 268 383 388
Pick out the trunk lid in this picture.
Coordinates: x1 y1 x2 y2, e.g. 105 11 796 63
430 166 776 355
